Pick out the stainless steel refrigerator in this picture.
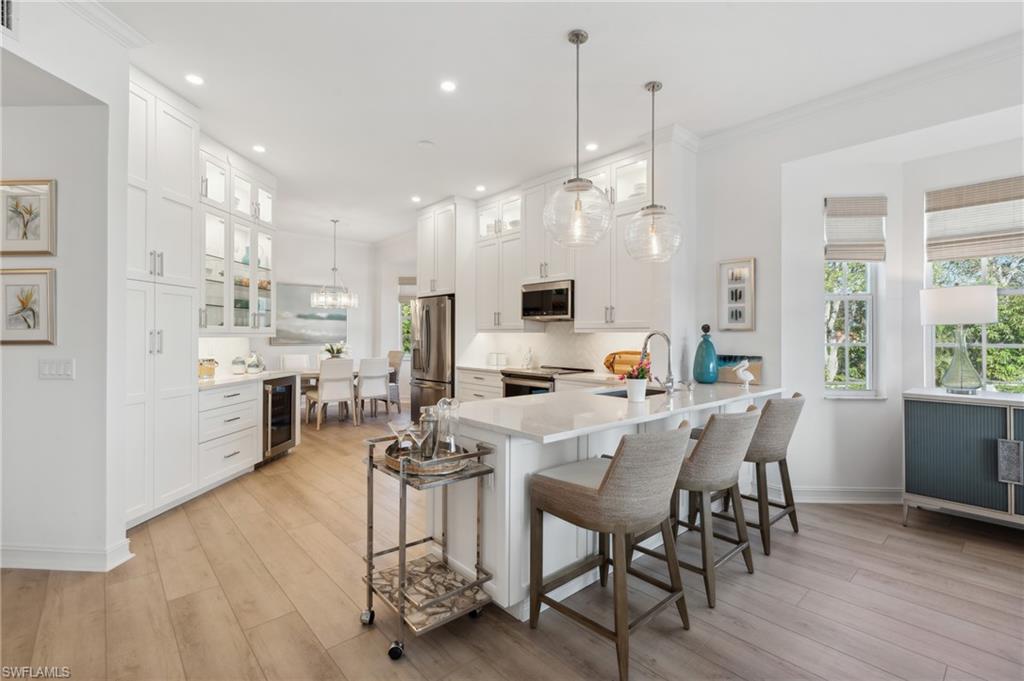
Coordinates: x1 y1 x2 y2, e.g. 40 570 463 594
410 294 454 420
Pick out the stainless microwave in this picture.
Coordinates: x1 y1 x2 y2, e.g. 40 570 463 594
521 280 573 321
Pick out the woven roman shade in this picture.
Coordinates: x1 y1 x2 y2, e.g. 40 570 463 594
398 276 417 302
824 196 887 261
925 175 1024 261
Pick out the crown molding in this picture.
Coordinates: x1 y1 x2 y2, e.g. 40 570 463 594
61 0 149 49
644 123 700 152
700 32 1023 151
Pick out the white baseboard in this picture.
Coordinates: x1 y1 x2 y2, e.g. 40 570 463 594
768 482 902 504
1 537 132 572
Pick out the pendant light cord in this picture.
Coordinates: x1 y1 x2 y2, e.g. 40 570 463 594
330 219 339 287
650 84 656 205
575 39 580 177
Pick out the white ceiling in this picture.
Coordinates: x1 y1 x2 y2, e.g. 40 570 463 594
1 50 100 106
106 2 1022 242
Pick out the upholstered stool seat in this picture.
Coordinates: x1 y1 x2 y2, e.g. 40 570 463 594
530 428 692 681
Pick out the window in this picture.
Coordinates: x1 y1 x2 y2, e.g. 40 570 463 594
399 300 413 355
930 255 1024 393
824 261 875 393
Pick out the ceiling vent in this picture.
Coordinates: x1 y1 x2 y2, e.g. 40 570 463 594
1 1 13 33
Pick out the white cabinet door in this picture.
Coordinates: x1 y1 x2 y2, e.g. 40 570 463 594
229 218 255 332
478 202 499 241
200 209 228 332
573 229 612 330
125 281 154 521
498 232 523 329
475 240 499 330
127 84 155 282
544 178 573 279
231 169 255 220
153 285 198 505
253 228 275 333
433 205 456 294
153 99 199 288
256 185 274 225
610 215 652 329
612 154 649 214
152 194 198 288
521 184 546 281
199 151 228 210
499 196 521 236
416 212 435 296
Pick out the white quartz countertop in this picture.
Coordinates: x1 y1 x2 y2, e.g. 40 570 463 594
458 383 784 444
198 370 300 391
555 372 622 386
455 365 504 374
903 387 1024 407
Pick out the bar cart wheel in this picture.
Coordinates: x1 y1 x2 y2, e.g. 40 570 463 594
360 609 375 625
388 641 404 660
469 608 483 619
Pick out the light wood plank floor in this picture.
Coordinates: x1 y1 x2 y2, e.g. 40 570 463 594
3 413 1022 681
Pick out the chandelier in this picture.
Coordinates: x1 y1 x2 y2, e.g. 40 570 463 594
310 219 358 309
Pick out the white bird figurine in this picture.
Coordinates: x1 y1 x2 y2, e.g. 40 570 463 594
732 360 754 391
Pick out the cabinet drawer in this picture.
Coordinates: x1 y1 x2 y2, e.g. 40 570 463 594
199 428 258 486
457 370 502 391
199 381 259 412
199 400 259 443
458 384 502 402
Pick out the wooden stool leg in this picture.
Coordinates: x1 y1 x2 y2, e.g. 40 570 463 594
687 491 698 528
730 484 754 574
722 489 731 514
779 459 799 533
599 533 609 587
623 533 634 570
612 532 630 681
699 492 716 608
529 506 543 628
755 463 771 555
660 519 689 630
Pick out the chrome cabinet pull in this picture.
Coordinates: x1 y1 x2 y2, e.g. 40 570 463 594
148 330 155 354
472 393 485 399
472 376 484 381
148 250 156 275
200 176 209 198
224 450 240 459
157 251 165 277
539 262 544 278
156 329 164 354
223 392 241 399
224 416 241 423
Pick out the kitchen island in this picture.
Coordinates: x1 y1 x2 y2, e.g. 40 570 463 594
426 383 783 620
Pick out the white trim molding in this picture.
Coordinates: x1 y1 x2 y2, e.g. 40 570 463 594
768 482 902 504
60 0 149 48
1 538 132 572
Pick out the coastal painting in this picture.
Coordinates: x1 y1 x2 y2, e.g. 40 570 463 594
270 282 348 346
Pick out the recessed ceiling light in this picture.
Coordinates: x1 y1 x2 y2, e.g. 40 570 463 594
417 139 436 150
252 144 266 153
585 142 599 152
411 195 422 203
475 185 486 193
185 73 204 86
440 80 457 93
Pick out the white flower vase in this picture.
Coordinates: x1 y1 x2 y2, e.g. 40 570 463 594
625 378 648 402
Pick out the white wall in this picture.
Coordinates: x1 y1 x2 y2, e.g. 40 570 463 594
1 3 130 570
251 229 375 369
372 231 416 401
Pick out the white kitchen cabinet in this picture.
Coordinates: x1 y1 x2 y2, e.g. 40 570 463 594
522 181 574 282
199 150 229 210
574 213 652 331
124 281 198 523
475 232 523 331
478 194 521 241
200 211 275 335
417 202 457 295
200 208 228 331
127 78 200 289
231 168 255 220
475 239 499 330
572 222 613 329
256 185 274 225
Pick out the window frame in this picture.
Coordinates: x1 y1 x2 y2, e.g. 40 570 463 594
824 260 878 397
928 256 1024 392
399 299 413 358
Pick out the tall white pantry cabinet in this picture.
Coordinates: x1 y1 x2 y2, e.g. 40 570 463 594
125 70 200 525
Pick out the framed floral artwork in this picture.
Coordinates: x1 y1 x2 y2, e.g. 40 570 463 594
2 179 57 255
718 257 756 331
1 268 55 345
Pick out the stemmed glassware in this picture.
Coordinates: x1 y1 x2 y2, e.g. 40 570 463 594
406 422 430 454
387 421 410 448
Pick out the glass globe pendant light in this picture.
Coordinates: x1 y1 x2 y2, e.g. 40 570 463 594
625 81 682 263
310 219 359 309
543 29 612 248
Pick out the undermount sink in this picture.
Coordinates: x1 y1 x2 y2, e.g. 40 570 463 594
600 387 666 399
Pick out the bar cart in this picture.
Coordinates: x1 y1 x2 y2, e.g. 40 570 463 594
361 435 494 660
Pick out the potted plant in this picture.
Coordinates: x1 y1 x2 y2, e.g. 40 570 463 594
620 358 652 402
324 341 348 358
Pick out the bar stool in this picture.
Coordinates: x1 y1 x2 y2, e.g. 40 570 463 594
530 427 692 681
719 393 805 555
635 407 761 608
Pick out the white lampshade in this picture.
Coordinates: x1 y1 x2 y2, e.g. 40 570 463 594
920 285 998 325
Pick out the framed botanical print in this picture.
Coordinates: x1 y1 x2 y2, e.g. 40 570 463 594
2 179 57 255
718 257 756 331
2 269 55 345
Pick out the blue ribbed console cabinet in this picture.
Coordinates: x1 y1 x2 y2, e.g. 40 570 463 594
903 388 1024 527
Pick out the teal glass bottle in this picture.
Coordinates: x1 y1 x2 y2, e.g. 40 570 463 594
693 324 719 384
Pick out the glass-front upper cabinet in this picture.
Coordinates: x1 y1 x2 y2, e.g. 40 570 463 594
613 155 649 212
232 171 254 219
582 167 611 198
202 211 227 331
499 196 521 235
232 221 254 330
200 152 228 210
255 230 274 331
478 203 499 240
256 187 273 225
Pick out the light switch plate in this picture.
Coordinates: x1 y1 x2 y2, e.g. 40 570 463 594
39 358 75 380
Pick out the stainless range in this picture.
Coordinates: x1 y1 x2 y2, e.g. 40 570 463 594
500 366 593 397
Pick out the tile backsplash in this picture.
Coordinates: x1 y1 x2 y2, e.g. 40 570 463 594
462 323 648 372
198 337 252 376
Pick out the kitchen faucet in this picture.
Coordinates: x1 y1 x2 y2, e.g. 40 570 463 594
640 331 675 393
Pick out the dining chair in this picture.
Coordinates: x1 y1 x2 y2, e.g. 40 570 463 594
280 354 315 421
357 358 390 420
307 358 357 429
386 350 404 413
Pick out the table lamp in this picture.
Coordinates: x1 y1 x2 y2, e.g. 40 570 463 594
920 285 998 394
